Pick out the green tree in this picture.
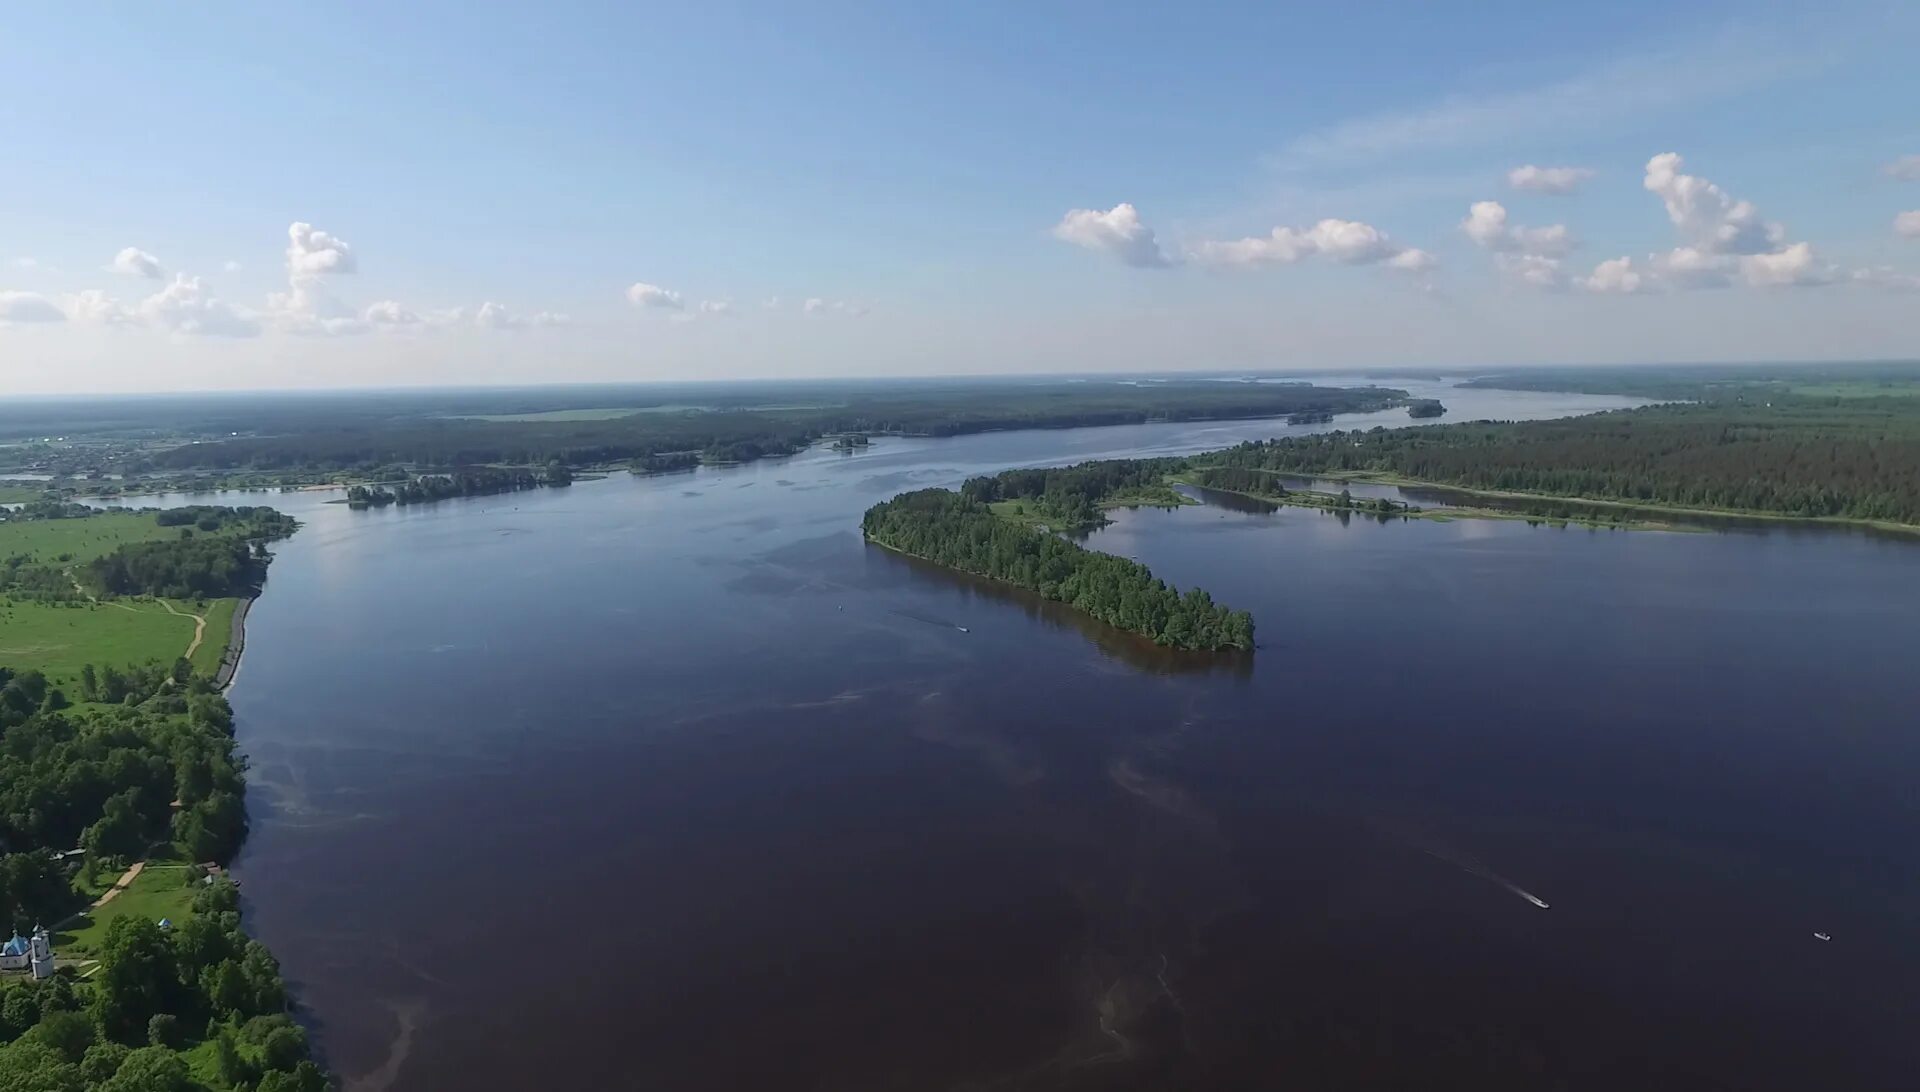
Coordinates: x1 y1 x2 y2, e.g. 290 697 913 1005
96 1046 192 1092
27 1010 96 1063
92 917 179 1043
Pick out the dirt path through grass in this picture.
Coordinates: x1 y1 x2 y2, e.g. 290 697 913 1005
159 599 208 660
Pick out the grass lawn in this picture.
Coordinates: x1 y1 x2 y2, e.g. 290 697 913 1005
186 596 238 675
0 483 52 503
0 509 184 565
54 863 199 957
0 597 200 687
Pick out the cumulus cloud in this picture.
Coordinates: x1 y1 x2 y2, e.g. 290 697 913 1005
66 289 144 327
286 222 356 276
0 291 66 324
1508 165 1594 194
1739 242 1833 287
697 299 734 317
138 275 261 337
1884 155 1920 181
1651 246 1734 289
1188 218 1428 272
475 301 569 330
365 300 425 327
1052 203 1174 268
1896 210 1920 239
1583 256 1648 294
1643 153 1782 255
1386 248 1437 273
110 247 164 279
1495 253 1567 291
626 282 684 310
1460 201 1574 256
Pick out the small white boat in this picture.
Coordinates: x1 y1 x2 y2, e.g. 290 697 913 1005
956 626 969 633
1814 932 1832 942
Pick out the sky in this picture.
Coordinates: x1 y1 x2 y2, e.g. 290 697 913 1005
2 1 1917 394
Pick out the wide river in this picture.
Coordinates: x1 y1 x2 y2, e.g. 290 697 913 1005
123 380 1920 1090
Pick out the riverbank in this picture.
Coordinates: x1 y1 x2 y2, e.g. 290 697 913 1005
215 594 254 690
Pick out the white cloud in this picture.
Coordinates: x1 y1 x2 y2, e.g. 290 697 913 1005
698 299 734 317
286 222 356 276
626 282 684 310
1508 165 1594 195
1386 248 1437 273
1187 227 1314 268
268 279 365 336
475 302 569 330
1884 155 1920 181
1651 246 1733 289
1189 217 1427 271
1895 210 1920 238
1583 256 1648 294
1739 242 1833 287
1460 201 1574 257
803 297 826 313
0 291 66 323
12 257 38 270
1642 153 1782 255
222 260 242 273
1051 203 1174 268
110 247 164 279
762 296 782 309
365 300 424 327
66 289 135 326
137 275 261 337
1496 253 1567 291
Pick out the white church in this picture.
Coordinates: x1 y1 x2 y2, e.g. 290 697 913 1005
0 927 55 980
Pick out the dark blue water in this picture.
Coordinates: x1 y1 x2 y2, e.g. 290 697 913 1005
129 380 1920 1090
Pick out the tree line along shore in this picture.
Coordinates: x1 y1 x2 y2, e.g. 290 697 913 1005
1 503 327 1091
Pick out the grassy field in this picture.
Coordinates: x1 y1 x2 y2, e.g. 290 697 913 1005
189 596 237 675
0 508 185 564
54 862 200 957
0 482 51 503
0 597 206 686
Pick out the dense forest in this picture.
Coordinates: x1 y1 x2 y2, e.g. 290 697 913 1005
862 489 1254 651
137 382 1404 473
1192 399 1920 523
959 458 1190 531
346 463 572 508
0 677 326 1089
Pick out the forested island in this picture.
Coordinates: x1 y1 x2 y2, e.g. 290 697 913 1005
863 488 1254 651
0 505 327 1090
345 464 572 508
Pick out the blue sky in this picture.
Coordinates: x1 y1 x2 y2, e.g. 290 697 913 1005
2 1 1917 393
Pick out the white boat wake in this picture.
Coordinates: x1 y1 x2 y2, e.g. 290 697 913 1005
1374 817 1550 910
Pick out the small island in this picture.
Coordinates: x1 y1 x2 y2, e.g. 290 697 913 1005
1406 399 1447 418
863 483 1254 652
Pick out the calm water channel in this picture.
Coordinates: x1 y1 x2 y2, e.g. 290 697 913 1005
117 380 1920 1090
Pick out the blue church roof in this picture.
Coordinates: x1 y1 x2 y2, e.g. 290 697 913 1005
1 935 27 956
